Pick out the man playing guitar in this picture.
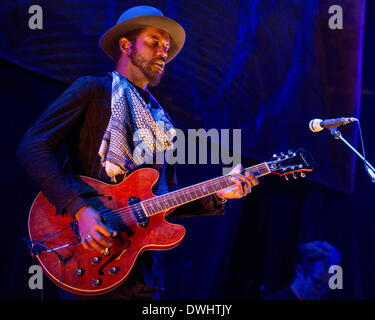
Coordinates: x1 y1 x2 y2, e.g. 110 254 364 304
17 6 257 299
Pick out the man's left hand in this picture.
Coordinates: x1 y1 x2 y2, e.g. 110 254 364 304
215 164 258 200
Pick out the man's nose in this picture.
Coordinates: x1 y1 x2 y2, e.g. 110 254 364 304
158 52 167 60
157 46 168 59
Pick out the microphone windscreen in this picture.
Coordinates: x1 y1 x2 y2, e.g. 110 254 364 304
309 119 323 132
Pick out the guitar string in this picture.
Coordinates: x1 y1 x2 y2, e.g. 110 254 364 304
99 175 234 227
99 163 271 224
96 164 271 227
104 161 308 227
97 159 310 230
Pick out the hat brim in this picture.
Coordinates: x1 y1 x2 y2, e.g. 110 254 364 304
99 15 186 63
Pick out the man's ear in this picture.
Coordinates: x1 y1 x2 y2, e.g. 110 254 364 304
119 37 131 54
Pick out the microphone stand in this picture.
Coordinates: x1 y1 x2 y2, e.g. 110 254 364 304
329 128 375 183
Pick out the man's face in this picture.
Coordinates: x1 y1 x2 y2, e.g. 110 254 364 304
298 261 331 300
127 27 171 87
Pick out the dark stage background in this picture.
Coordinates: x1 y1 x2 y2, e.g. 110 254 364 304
1 0 374 300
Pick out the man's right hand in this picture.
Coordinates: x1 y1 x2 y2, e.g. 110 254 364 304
75 206 117 253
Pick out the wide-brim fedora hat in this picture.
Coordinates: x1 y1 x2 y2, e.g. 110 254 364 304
99 6 186 63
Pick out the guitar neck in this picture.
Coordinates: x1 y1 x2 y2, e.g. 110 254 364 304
142 162 271 216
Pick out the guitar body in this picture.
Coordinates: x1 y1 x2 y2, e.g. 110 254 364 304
28 168 185 296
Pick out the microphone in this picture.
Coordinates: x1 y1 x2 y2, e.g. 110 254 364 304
309 117 357 132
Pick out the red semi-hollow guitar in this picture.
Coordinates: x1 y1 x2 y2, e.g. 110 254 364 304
27 148 314 295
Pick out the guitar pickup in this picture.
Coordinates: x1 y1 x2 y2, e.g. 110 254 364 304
128 197 149 227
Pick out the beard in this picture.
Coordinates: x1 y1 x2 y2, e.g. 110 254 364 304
128 46 165 87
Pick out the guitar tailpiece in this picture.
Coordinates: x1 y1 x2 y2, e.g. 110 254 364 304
22 238 47 258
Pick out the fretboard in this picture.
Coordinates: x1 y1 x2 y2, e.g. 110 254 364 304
142 162 271 216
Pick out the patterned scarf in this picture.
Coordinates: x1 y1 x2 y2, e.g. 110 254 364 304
98 71 175 182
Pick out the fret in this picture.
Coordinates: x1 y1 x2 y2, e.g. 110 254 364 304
160 197 167 208
143 200 152 216
188 190 194 200
180 191 188 203
174 193 182 205
202 185 209 195
173 196 178 206
172 190 180 201
158 199 165 211
191 188 198 199
166 195 174 207
152 199 159 210
140 202 150 216
173 192 181 204
184 191 191 201
148 202 155 213
147 200 155 214
166 197 175 208
219 180 227 190
207 184 215 193
175 190 187 205
156 197 166 211
195 188 203 197
220 177 232 188
153 198 161 211
178 192 187 203
210 181 221 192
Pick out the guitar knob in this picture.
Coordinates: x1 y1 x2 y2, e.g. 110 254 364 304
108 266 119 274
75 268 84 276
91 278 102 287
91 256 100 264
103 248 111 256
300 172 306 178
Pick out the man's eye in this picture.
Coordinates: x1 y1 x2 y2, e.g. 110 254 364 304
149 40 169 51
